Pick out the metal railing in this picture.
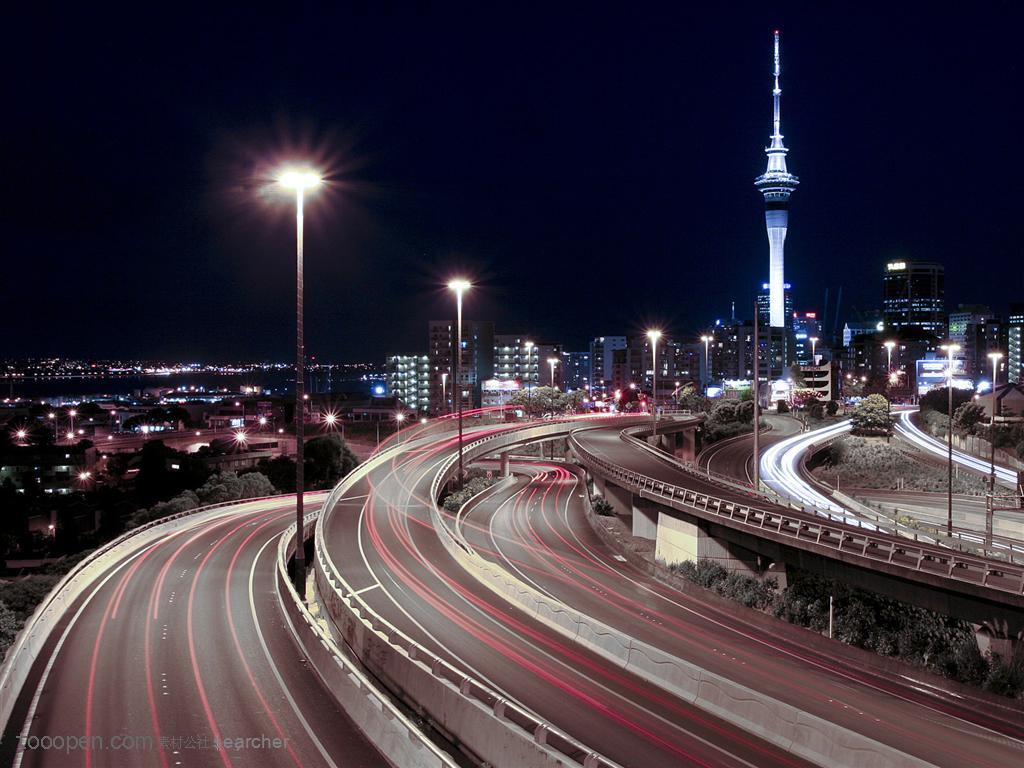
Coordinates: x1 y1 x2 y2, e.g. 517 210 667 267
314 416 637 768
570 433 1024 598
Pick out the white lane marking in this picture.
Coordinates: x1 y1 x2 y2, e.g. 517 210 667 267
250 536 339 768
352 583 380 596
357 447 764 768
12 542 159 768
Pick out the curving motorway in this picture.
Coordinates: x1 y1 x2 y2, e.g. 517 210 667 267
318 419 818 768
2 494 383 768
453 453 1024 767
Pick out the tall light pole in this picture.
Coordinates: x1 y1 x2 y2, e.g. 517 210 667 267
700 334 712 394
752 299 761 491
940 343 960 537
524 341 535 413
448 278 471 488
547 357 559 388
809 336 819 365
884 339 896 374
648 330 662 436
279 168 322 592
987 351 1004 542
440 372 448 415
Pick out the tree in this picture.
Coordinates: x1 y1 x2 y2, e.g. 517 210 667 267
808 401 825 420
851 394 892 436
826 400 840 417
508 387 582 417
303 434 359 490
0 600 23 658
674 384 711 413
952 402 986 436
920 387 973 416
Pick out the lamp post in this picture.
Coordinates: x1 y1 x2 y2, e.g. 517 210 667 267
440 372 448 415
700 334 712 393
883 340 896 441
987 351 1004 543
940 343 960 537
809 336 819 365
648 330 662 436
524 341 534 414
448 278 471 488
547 357 559 388
395 412 406 443
279 167 322 592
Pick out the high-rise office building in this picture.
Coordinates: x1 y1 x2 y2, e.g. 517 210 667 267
949 305 1002 380
589 336 627 394
493 335 539 387
1009 304 1024 385
754 30 799 331
427 320 494 414
561 351 591 392
882 260 945 337
792 312 823 365
385 355 430 414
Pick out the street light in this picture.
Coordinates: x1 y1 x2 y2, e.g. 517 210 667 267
547 357 559 388
810 336 819 365
279 165 323 591
700 334 712 394
440 372 448 415
448 278 471 488
940 343 961 536
987 351 1004 541
648 330 662 436
395 412 406 443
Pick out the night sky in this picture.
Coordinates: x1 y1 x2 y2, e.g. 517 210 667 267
5 4 1023 362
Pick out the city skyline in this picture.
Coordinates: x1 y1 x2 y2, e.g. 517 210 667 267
5 6 1023 363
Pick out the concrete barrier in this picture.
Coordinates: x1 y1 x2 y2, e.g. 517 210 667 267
431 431 932 768
0 493 313 738
314 421 627 768
276 515 459 768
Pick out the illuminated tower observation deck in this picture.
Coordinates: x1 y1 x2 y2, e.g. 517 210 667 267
754 29 799 330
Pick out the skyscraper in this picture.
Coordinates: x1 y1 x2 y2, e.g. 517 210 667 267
1009 304 1024 385
882 260 945 337
754 30 799 331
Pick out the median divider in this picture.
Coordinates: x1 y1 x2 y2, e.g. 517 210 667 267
314 418 635 768
430 427 932 768
275 514 459 768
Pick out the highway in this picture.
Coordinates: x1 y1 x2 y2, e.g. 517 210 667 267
696 416 801 484
453 452 1024 767
319 420 818 768
894 410 1020 488
2 494 384 768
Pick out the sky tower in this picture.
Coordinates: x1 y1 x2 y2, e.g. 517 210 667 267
754 30 799 330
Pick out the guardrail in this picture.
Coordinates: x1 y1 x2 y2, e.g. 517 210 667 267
0 493 305 738
570 434 1024 598
426 422 927 768
276 513 460 768
314 417 637 768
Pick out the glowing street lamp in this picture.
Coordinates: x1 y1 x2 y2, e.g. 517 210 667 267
15 429 27 442
448 278 471 487
699 333 712 393
440 372 448 415
234 430 248 446
648 330 662 435
395 412 407 444
323 411 337 427
547 357 559 388
940 343 961 536
278 165 322 591
986 350 1004 540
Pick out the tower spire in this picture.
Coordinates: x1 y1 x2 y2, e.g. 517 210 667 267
754 29 799 331
772 29 782 147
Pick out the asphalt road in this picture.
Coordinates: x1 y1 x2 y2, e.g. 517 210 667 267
697 415 802 484
320 419 819 768
3 495 383 768
456 454 1024 767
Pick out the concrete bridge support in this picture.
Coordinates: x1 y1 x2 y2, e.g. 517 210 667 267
499 451 510 477
631 497 660 540
653 508 779 581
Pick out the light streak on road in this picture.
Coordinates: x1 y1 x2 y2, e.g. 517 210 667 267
759 420 853 517
895 410 1018 486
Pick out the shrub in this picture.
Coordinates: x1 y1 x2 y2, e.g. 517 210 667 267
592 497 615 516
826 400 839 416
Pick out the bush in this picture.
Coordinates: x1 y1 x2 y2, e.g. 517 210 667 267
953 402 986 436
851 394 891 435
808 401 825 420
776 401 790 413
441 475 497 512
592 498 615 516
826 400 839 416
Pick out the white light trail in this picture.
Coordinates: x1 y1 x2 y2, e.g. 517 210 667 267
895 410 1017 486
760 419 854 517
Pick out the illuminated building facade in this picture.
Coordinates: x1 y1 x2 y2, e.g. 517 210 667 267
882 260 945 336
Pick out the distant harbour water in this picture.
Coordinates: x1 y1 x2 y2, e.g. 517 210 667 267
2 371 381 403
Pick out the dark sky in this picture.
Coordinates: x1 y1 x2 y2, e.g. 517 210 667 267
5 3 1023 362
